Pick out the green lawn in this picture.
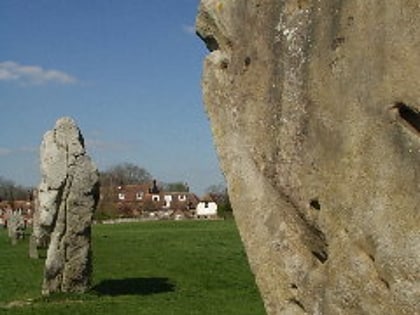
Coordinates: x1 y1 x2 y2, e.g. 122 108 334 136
0 220 266 315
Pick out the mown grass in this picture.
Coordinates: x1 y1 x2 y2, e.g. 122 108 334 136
0 220 266 314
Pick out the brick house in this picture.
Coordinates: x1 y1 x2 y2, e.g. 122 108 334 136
0 200 34 227
104 180 200 218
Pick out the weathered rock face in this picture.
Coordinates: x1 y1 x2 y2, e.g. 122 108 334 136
37 117 99 295
6 210 25 245
197 1 420 314
29 190 42 259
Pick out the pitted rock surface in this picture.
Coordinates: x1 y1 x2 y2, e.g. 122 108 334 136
37 117 99 295
197 1 420 314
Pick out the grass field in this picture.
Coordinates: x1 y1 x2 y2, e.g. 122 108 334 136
0 220 266 315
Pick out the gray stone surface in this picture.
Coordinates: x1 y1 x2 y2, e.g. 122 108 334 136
28 234 39 259
7 210 24 245
38 117 99 295
29 190 46 259
197 1 420 314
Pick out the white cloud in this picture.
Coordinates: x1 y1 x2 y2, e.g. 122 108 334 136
0 61 77 85
18 146 37 153
85 138 130 152
0 147 12 156
0 146 37 156
182 24 196 35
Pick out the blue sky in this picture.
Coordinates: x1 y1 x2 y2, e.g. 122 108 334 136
0 0 223 195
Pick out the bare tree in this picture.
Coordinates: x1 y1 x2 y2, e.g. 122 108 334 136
0 176 32 202
206 183 232 217
162 181 189 192
205 183 227 196
100 162 153 186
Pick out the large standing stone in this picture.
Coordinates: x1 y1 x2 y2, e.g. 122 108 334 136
38 117 99 295
197 1 420 314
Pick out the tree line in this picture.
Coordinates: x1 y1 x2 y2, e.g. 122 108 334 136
0 176 32 202
99 162 189 192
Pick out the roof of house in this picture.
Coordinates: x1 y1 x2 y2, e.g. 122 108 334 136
199 194 216 203
113 184 200 211
115 183 152 200
0 200 33 210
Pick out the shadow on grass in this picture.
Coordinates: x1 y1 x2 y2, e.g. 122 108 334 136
92 277 175 296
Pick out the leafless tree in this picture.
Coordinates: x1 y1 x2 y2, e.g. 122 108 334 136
100 162 153 186
0 176 32 202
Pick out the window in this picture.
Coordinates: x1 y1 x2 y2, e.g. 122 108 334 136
204 201 209 208
118 193 125 200
136 192 144 200
153 195 160 202
178 195 186 201
163 195 172 208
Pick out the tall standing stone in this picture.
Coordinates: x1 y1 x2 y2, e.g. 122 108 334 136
38 117 99 295
197 1 420 314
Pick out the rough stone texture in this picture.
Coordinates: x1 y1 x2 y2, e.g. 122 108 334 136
29 190 43 259
197 1 420 314
28 234 39 259
6 210 24 245
38 117 99 295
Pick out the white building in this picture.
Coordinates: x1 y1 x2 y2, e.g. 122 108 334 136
196 195 218 218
